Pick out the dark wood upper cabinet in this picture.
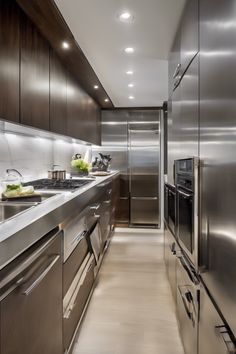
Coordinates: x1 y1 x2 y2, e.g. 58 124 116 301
0 0 20 123
180 0 199 75
85 101 101 145
66 73 85 141
50 50 67 135
20 13 50 130
66 72 100 144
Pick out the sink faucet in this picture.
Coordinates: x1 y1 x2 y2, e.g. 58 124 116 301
6 169 23 178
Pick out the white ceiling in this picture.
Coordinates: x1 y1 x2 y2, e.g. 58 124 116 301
55 0 186 107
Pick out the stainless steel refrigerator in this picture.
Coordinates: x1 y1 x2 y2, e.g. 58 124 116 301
129 122 160 226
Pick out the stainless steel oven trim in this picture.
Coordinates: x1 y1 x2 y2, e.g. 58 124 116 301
176 189 195 264
175 157 199 270
168 187 176 236
193 157 199 271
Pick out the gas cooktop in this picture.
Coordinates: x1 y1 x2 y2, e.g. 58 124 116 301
23 178 93 191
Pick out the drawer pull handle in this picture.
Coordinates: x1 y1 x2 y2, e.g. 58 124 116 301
71 230 87 245
64 256 94 319
22 255 60 296
215 326 236 354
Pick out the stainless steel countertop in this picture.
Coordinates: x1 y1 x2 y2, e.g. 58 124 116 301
0 171 119 271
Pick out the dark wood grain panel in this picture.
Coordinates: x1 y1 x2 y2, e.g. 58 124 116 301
20 12 50 130
50 49 67 134
66 72 86 141
16 0 113 108
66 71 101 144
85 100 101 145
0 0 20 123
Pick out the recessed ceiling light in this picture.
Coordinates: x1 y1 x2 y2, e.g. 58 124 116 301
104 98 109 102
62 41 69 49
94 85 99 89
129 96 135 100
125 47 134 54
128 83 134 88
119 11 133 23
126 70 133 75
120 12 131 20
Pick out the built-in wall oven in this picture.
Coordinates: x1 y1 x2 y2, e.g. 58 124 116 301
164 183 176 236
175 158 199 269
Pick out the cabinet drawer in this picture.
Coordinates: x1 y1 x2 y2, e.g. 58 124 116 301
62 211 87 262
63 236 88 296
0 230 63 354
199 285 235 354
63 254 95 351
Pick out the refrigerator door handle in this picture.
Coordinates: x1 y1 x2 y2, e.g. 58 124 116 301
215 326 236 354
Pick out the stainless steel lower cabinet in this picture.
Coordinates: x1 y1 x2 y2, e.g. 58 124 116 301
63 236 88 296
99 201 111 248
63 254 95 352
176 256 199 354
0 229 63 354
130 197 159 225
199 284 236 354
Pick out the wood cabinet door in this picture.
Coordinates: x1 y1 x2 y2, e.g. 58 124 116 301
50 50 67 135
0 0 20 123
20 13 50 130
66 73 84 140
85 99 101 145
67 72 101 144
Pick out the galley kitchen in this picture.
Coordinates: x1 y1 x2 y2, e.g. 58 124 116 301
0 1 235 354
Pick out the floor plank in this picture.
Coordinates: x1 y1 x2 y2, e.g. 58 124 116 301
72 229 184 354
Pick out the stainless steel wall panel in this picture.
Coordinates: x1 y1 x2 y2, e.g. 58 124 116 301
167 54 199 184
199 0 236 338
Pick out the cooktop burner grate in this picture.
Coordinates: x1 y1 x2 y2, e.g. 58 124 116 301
23 178 92 191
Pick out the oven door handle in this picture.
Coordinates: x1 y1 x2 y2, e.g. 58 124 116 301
178 190 192 198
71 230 87 246
179 257 198 284
168 189 176 197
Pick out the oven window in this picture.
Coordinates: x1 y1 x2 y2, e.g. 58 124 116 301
178 192 193 253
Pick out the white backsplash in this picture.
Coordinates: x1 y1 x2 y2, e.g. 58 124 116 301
0 130 92 182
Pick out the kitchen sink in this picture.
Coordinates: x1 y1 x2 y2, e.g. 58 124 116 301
0 202 37 223
36 192 61 202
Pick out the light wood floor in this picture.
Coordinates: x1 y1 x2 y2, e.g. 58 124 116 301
72 229 184 354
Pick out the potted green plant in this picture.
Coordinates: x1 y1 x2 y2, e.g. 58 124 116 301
71 154 90 176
